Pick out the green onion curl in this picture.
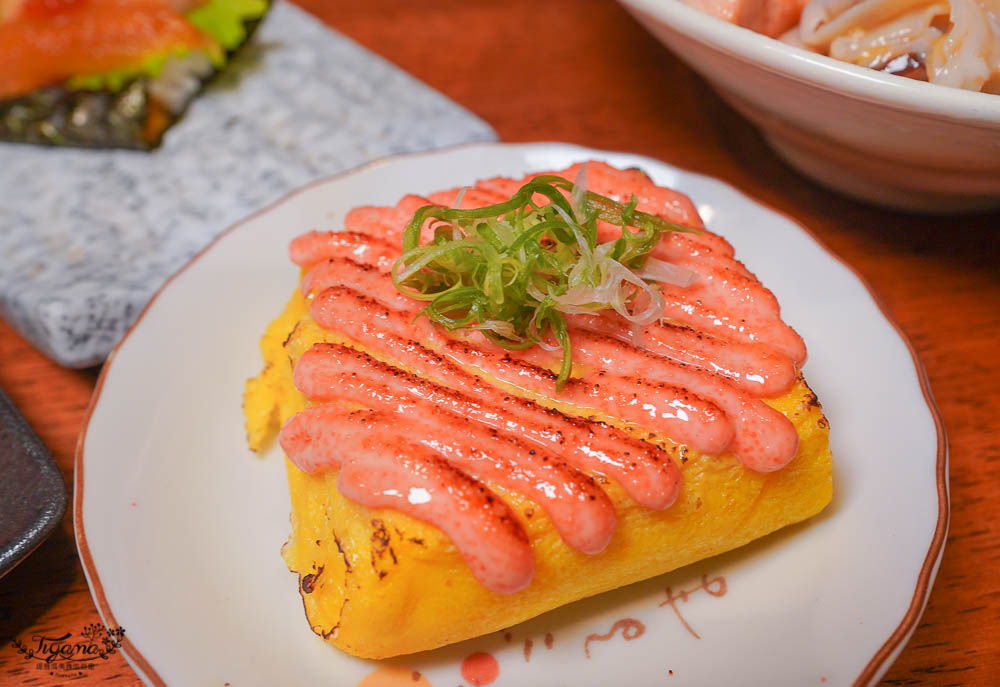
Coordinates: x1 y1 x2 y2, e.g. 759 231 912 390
391 173 700 391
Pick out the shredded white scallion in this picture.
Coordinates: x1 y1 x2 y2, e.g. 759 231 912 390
638 257 700 287
391 173 702 391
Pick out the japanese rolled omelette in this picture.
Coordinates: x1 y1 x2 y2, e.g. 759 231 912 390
243 161 834 659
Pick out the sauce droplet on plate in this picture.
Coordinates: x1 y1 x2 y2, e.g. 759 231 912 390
461 651 499 686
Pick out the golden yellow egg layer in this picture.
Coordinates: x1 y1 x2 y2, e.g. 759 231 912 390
243 288 833 659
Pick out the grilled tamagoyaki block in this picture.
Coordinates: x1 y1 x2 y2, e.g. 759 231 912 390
243 286 833 659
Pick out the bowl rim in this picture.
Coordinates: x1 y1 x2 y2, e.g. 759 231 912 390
621 0 1000 126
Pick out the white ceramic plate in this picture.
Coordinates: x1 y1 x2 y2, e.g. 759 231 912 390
75 143 947 687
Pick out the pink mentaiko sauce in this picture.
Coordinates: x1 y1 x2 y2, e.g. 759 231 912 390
279 162 805 593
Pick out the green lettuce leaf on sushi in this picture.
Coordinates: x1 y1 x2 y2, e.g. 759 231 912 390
68 0 269 92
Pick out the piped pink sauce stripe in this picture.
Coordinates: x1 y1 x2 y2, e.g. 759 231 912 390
474 162 707 233
289 352 617 555
309 260 789 455
657 288 806 365
303 255 796 398
422 177 801 362
296 228 802 388
309 285 734 456
300 259 797 470
293 343 680 509
280 407 535 594
565 313 796 397
301 257 413 310
512 332 799 472
289 230 399 271
649 234 754 280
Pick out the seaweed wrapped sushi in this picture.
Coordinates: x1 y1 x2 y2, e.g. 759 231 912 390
0 0 270 149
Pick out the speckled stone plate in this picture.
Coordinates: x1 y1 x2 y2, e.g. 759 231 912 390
0 388 66 578
75 143 947 687
0 0 495 369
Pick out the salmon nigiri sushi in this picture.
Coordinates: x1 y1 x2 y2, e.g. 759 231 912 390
0 0 269 149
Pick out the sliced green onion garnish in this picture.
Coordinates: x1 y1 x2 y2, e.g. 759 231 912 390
392 171 700 391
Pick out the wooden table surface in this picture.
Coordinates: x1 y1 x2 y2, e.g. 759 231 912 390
2 1 998 685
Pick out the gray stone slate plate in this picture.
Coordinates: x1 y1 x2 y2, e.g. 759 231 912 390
0 387 66 578
0 1 495 367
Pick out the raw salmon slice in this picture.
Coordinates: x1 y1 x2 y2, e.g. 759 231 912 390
0 0 215 99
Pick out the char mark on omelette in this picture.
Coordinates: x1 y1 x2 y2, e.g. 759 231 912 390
292 342 682 510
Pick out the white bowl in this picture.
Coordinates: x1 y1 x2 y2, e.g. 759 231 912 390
619 0 1000 212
